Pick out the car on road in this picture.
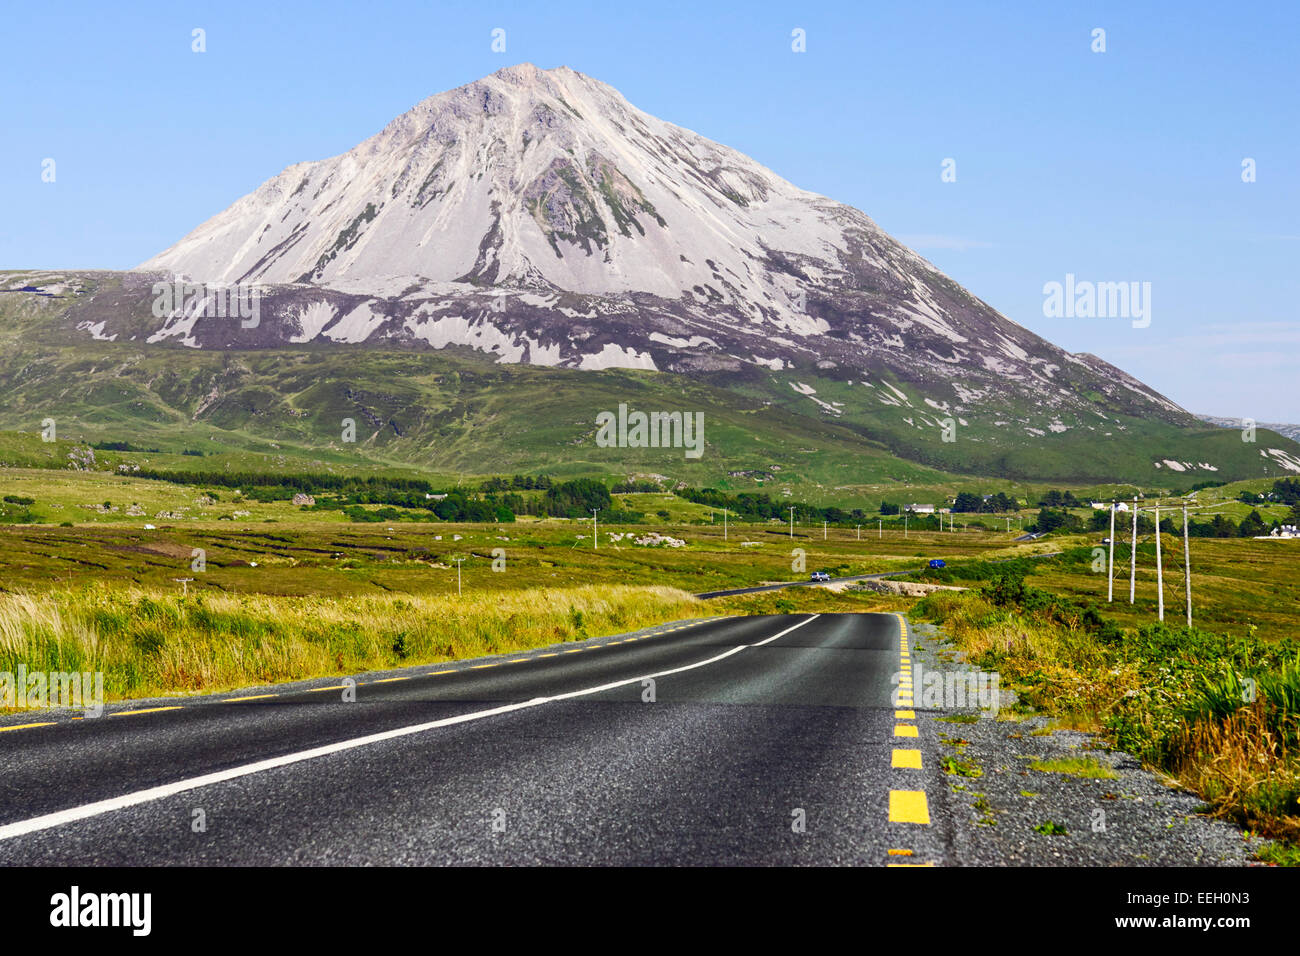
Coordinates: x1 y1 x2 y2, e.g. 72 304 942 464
809 571 831 582
928 559 946 569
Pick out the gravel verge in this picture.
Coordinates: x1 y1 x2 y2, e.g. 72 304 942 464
908 618 1267 866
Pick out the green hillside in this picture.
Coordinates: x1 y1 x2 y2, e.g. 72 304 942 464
2 269 1298 494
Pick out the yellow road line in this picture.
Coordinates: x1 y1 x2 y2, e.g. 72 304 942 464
0 722 56 733
892 748 922 769
888 790 931 824
305 685 349 693
370 677 409 684
226 694 277 702
427 670 455 676
895 710 915 719
111 706 184 717
887 848 913 856
894 724 918 738
887 862 935 867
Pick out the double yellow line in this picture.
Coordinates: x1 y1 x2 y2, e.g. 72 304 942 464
887 613 933 865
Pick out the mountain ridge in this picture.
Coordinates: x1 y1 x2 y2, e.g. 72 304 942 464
133 65 1187 428
7 66 1297 483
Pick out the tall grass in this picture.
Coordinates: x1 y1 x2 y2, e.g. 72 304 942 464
0 584 701 702
1163 663 1300 837
913 583 1300 851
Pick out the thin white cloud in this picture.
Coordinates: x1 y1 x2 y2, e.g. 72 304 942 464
1104 321 1300 354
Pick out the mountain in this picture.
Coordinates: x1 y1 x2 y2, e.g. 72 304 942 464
1198 415 1300 443
3 65 1299 485
133 64 1179 411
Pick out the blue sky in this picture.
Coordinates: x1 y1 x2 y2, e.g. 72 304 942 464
4 0 1297 419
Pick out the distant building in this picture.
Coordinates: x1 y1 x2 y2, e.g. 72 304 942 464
905 503 935 514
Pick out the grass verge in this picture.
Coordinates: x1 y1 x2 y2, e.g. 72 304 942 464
0 583 701 705
914 572 1300 859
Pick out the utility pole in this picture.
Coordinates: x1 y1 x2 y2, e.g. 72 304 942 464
1129 497 1138 604
1006 517 1010 533
1183 502 1192 628
455 557 464 596
1154 505 1164 622
591 508 598 550
788 506 795 539
904 512 909 538
823 519 827 540
1107 503 1115 602
723 508 728 542
878 518 882 539
856 524 861 541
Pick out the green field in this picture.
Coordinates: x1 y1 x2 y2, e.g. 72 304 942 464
0 468 1040 598
5 269 1300 492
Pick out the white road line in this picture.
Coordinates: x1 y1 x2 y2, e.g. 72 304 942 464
750 614 821 646
0 614 821 843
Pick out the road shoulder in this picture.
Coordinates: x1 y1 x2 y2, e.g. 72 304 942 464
908 618 1264 866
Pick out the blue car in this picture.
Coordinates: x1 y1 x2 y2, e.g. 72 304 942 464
928 559 946 569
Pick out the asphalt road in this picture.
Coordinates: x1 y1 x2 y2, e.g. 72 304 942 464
696 551 1062 598
694 569 918 598
0 613 946 865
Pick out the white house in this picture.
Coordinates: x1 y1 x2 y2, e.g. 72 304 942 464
905 503 935 514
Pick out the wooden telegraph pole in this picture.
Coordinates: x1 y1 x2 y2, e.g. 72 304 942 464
1129 496 1138 604
1183 502 1192 628
1154 505 1164 622
1107 503 1116 602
